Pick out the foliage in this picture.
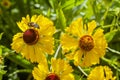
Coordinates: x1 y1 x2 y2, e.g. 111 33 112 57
0 0 120 80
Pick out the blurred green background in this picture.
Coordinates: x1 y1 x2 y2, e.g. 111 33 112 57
0 0 120 80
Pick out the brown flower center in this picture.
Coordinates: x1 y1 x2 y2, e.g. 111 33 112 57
45 73 60 80
3 1 9 6
79 35 94 51
23 29 39 45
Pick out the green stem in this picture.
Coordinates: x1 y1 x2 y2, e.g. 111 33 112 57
116 71 119 80
101 8 109 26
6 51 34 69
50 44 61 71
78 66 88 77
102 24 114 28
8 69 32 77
107 47 120 55
54 44 61 59
2 46 34 69
101 57 120 72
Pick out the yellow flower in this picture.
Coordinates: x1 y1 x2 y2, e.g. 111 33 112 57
32 58 74 80
87 66 116 80
11 15 56 63
61 18 107 67
1 0 11 9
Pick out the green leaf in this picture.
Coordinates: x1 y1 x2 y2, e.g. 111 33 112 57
105 30 117 42
0 33 3 40
84 0 94 19
0 65 6 80
62 0 84 10
56 8 66 31
47 8 51 17
0 70 6 80
49 0 58 9
103 0 112 8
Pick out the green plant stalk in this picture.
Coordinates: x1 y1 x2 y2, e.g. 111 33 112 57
1 45 34 69
9 69 32 77
102 24 114 28
6 52 33 69
101 8 109 26
54 44 61 58
91 0 98 22
107 47 120 55
116 71 119 80
78 66 88 77
101 57 120 72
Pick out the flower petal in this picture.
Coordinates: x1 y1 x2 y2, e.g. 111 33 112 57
31 15 37 22
66 18 84 37
104 66 116 80
39 36 54 55
93 29 107 57
87 66 116 80
51 58 73 76
61 73 75 80
81 50 100 67
87 20 96 35
73 50 83 66
11 33 25 53
87 66 104 80
33 44 47 63
32 63 48 80
61 34 78 51
36 15 55 36
17 15 30 31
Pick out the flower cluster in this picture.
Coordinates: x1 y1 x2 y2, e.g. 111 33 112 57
11 15 116 80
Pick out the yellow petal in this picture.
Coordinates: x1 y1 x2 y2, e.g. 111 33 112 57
87 66 116 80
31 15 37 22
66 18 83 37
17 15 30 31
51 58 73 76
17 21 28 32
87 66 104 80
11 33 25 53
61 34 78 51
33 44 47 64
35 15 55 36
32 63 48 80
32 67 43 80
93 29 107 57
65 52 75 60
26 15 30 22
73 50 83 66
39 36 54 55
51 58 59 73
87 20 96 35
104 66 116 80
81 50 100 67
21 45 30 60
61 73 75 80
27 45 35 62
40 25 55 36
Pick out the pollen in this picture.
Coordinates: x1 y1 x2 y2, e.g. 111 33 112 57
45 73 60 80
23 29 39 45
79 35 94 51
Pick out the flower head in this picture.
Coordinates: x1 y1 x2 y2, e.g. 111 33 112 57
11 15 56 63
1 0 11 9
32 58 74 80
87 66 116 80
61 18 107 67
